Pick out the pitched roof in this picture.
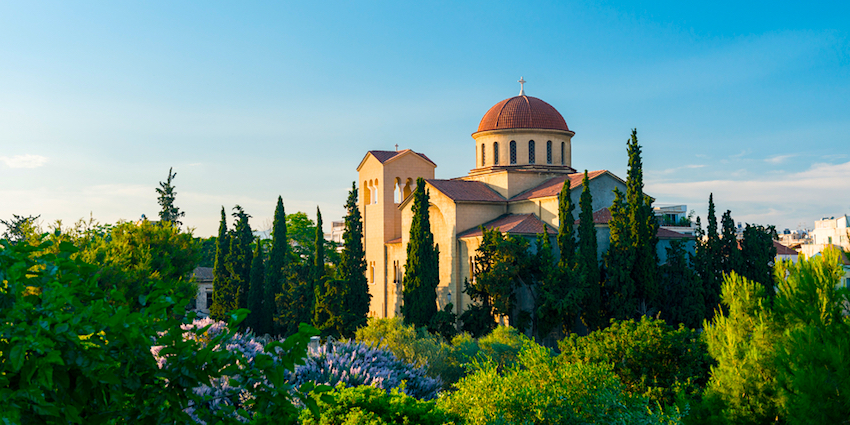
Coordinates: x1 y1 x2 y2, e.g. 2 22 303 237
426 179 506 202
773 241 798 256
357 149 436 171
574 207 612 225
509 170 608 201
192 267 214 282
458 214 557 238
657 227 692 239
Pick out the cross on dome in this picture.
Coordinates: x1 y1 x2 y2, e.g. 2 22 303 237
518 77 526 95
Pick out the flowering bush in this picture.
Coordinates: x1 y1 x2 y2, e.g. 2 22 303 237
290 340 442 400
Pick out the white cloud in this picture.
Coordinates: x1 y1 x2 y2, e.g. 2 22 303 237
647 160 850 228
0 154 48 168
765 154 798 164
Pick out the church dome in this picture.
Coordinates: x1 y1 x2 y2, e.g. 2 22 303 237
477 95 570 133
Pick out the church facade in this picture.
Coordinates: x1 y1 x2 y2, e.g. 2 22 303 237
356 88 684 319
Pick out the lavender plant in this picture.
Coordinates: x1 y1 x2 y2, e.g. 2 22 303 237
290 340 442 401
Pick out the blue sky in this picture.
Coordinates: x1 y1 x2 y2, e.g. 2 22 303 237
2 1 849 237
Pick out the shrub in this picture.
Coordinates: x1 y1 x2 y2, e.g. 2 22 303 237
439 341 682 425
558 317 712 408
299 384 459 425
289 340 442 401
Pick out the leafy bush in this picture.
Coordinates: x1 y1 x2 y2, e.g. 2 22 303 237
439 341 682 425
558 317 712 407
0 234 324 424
476 325 527 370
299 384 459 425
289 340 442 400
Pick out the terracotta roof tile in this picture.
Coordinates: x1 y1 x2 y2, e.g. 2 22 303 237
773 241 798 256
657 228 692 239
574 207 612 225
192 267 214 281
458 214 557 238
426 179 506 202
477 96 569 133
509 170 607 201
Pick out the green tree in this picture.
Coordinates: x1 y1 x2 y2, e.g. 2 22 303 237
577 170 603 331
659 240 705 329
264 196 288 336
229 205 253 312
0 214 40 245
246 238 265 333
696 193 722 319
156 167 185 226
625 129 659 316
740 223 778 298
339 182 370 337
719 210 742 276
537 232 582 338
313 207 325 281
210 207 234 321
603 188 636 320
557 177 576 270
402 178 439 329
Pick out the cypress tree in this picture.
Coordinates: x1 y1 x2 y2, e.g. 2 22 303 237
229 206 253 311
604 188 636 320
263 196 287 336
246 238 264 332
625 129 659 316
314 207 325 282
339 182 370 336
702 194 721 315
210 207 234 321
577 170 602 330
660 240 705 328
720 210 742 276
740 224 778 298
402 178 439 328
557 177 577 270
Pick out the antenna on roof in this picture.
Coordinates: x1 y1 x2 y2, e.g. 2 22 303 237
395 144 399 151
518 77 526 96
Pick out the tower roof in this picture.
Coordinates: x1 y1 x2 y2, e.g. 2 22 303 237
476 95 570 133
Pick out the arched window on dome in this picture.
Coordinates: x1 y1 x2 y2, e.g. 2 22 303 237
560 142 565 165
493 142 499 165
528 140 535 164
510 141 517 165
481 143 485 167
547 141 552 164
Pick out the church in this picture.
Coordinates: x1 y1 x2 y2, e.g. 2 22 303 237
356 81 689 319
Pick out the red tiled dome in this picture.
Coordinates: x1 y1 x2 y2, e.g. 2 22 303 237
477 96 569 133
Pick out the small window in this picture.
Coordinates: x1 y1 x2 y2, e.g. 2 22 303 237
560 142 565 165
528 140 535 164
547 141 552 164
481 143 486 166
369 262 375 283
206 291 213 310
494 142 499 165
394 178 402 203
510 141 517 164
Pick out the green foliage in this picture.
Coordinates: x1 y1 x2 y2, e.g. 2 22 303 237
299 384 458 425
694 194 722 320
277 261 316 337
313 207 325 282
537 234 583 339
211 207 235 321
402 178 439 329
196 235 217 267
476 325 527 370
430 303 459 341
604 187 637 320
701 271 781 424
338 182 370 337
229 205 253 312
557 176 576 270
264 196 288 336
0 214 40 244
718 210 741 278
0 234 324 424
626 129 660 316
739 223 777 296
80 219 200 312
660 240 706 329
246 238 265 332
577 170 603 331
155 166 185 226
464 227 532 330
440 340 682 425
559 317 712 408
